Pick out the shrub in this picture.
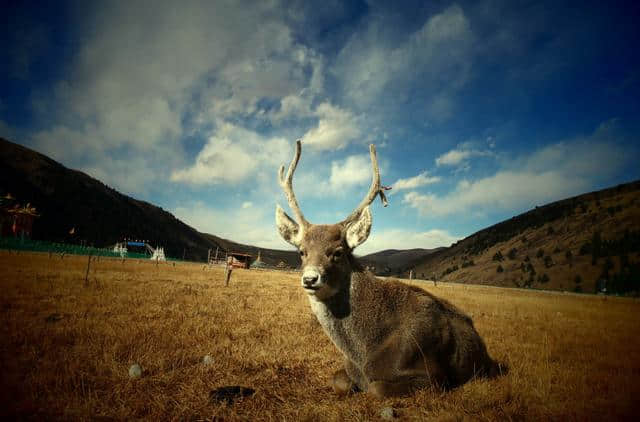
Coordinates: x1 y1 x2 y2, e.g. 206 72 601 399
526 262 536 275
492 251 504 262
536 249 544 258
574 275 582 284
538 273 550 283
441 265 459 277
547 226 555 235
544 255 553 268
497 265 504 273
461 260 475 268
508 248 517 260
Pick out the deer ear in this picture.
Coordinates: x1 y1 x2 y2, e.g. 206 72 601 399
276 204 302 247
345 206 372 249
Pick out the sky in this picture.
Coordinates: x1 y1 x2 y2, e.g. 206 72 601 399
1 0 639 255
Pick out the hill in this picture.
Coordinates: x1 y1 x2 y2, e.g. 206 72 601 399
0 137 227 261
358 248 443 276
406 181 640 294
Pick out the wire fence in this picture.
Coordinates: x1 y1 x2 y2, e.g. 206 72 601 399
0 237 168 260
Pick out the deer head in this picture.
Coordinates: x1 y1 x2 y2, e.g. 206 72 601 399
275 140 388 300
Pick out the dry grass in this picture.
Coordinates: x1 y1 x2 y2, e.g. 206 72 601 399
1 251 639 421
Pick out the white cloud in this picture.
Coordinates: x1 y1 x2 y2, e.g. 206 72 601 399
435 149 473 166
329 154 371 189
357 228 459 255
435 145 494 167
26 1 326 194
173 200 286 250
170 122 289 185
301 102 361 151
403 170 585 217
404 123 631 217
242 201 253 209
334 4 474 120
392 171 440 192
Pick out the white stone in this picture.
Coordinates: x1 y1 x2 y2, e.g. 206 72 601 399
129 363 142 378
380 407 396 420
203 355 214 365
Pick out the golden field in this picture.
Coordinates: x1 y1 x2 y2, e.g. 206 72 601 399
1 251 639 421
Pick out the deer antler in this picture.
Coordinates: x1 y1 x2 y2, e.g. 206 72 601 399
340 144 390 226
278 139 310 228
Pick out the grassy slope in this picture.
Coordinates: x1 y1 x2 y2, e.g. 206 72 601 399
409 181 640 293
1 252 639 420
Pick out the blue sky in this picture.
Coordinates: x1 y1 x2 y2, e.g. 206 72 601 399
1 0 639 254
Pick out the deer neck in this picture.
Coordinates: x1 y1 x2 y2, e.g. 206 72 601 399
308 260 369 363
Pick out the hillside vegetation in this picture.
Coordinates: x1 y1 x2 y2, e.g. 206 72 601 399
2 251 639 420
0 137 223 261
408 181 640 294
358 248 443 276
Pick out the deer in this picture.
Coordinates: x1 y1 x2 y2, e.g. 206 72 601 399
275 140 504 398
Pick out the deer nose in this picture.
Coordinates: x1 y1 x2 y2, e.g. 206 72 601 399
303 275 319 287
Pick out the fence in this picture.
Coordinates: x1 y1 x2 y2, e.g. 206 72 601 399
0 237 161 260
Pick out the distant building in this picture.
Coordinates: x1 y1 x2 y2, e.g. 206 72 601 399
228 252 252 269
0 193 40 238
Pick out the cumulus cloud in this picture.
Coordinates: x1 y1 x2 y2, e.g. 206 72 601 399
403 122 632 217
402 170 585 217
173 200 285 250
25 1 326 193
435 149 473 166
329 154 371 188
170 122 289 185
301 102 361 151
392 171 440 192
435 145 494 167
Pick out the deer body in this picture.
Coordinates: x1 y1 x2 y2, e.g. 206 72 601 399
276 141 502 398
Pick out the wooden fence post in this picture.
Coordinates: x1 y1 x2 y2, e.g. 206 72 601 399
84 254 92 287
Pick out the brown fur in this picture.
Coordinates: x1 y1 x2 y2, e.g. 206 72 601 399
290 225 504 397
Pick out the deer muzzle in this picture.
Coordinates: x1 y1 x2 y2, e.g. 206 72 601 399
301 266 323 292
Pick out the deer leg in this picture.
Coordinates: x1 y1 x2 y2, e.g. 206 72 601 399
368 379 415 399
331 359 364 396
331 368 355 396
362 334 443 398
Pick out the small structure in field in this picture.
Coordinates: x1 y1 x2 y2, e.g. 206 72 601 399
250 250 269 269
227 252 252 269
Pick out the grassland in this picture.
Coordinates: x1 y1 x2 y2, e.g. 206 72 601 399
1 251 639 421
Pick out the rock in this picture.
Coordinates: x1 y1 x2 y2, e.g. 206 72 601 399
380 406 396 420
129 363 143 378
203 355 214 365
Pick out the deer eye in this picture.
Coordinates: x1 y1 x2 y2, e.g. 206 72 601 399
299 249 306 257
